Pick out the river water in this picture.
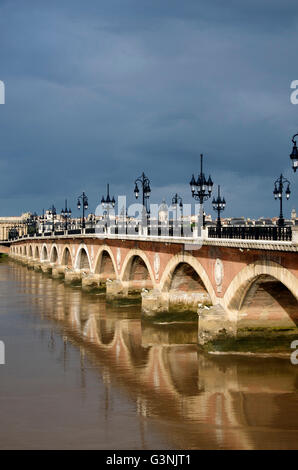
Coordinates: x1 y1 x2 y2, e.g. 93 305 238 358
0 259 298 450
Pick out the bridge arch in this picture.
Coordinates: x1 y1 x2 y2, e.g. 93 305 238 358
23 245 27 256
41 244 49 262
61 246 72 268
74 245 91 271
120 249 155 286
159 253 216 305
50 244 59 264
28 245 33 258
94 246 117 279
224 260 298 326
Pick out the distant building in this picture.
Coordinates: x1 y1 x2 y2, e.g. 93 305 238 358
0 213 31 240
158 200 169 223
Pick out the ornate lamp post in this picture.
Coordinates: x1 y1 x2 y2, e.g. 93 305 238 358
32 212 38 235
88 213 96 229
48 205 57 232
39 209 45 233
25 213 38 236
9 225 19 240
77 192 88 229
134 172 151 215
61 200 72 230
290 133 298 172
101 184 115 221
189 154 213 227
273 174 291 227
212 185 226 235
171 193 183 222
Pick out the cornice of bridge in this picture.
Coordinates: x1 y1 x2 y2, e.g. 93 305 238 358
201 238 298 252
10 232 298 252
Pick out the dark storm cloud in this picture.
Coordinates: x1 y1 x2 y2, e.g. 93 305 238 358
0 0 297 218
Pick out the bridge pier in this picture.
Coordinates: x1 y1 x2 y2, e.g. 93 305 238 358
27 259 37 269
82 273 101 289
41 263 52 274
52 266 66 279
168 290 211 313
106 279 152 301
141 289 168 316
198 305 236 345
106 279 128 300
64 270 82 284
141 289 212 317
33 262 42 272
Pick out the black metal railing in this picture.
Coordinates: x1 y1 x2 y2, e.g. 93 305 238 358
7 223 294 242
208 225 292 241
67 229 82 235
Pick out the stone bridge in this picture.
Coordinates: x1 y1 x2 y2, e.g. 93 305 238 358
9 230 298 343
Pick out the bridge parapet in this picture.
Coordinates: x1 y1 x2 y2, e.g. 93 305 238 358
7 230 298 252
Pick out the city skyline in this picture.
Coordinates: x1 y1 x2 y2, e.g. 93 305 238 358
0 0 297 218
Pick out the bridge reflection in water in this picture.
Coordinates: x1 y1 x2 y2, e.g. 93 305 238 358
6 261 298 450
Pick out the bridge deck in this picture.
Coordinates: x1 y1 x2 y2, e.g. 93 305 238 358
8 232 298 252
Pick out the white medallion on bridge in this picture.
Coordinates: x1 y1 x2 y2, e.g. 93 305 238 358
154 253 160 280
214 258 224 293
116 248 121 271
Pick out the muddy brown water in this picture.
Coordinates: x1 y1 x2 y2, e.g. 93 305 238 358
0 260 298 450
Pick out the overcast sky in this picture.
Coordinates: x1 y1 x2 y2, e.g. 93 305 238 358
0 0 297 219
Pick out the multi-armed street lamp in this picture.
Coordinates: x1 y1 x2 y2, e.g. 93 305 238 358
212 185 226 236
88 213 96 229
290 133 298 172
25 212 38 236
134 172 151 216
171 193 183 222
9 225 19 240
48 205 57 232
189 154 213 227
273 175 291 227
61 200 72 230
77 192 88 229
101 184 116 221
39 209 45 233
